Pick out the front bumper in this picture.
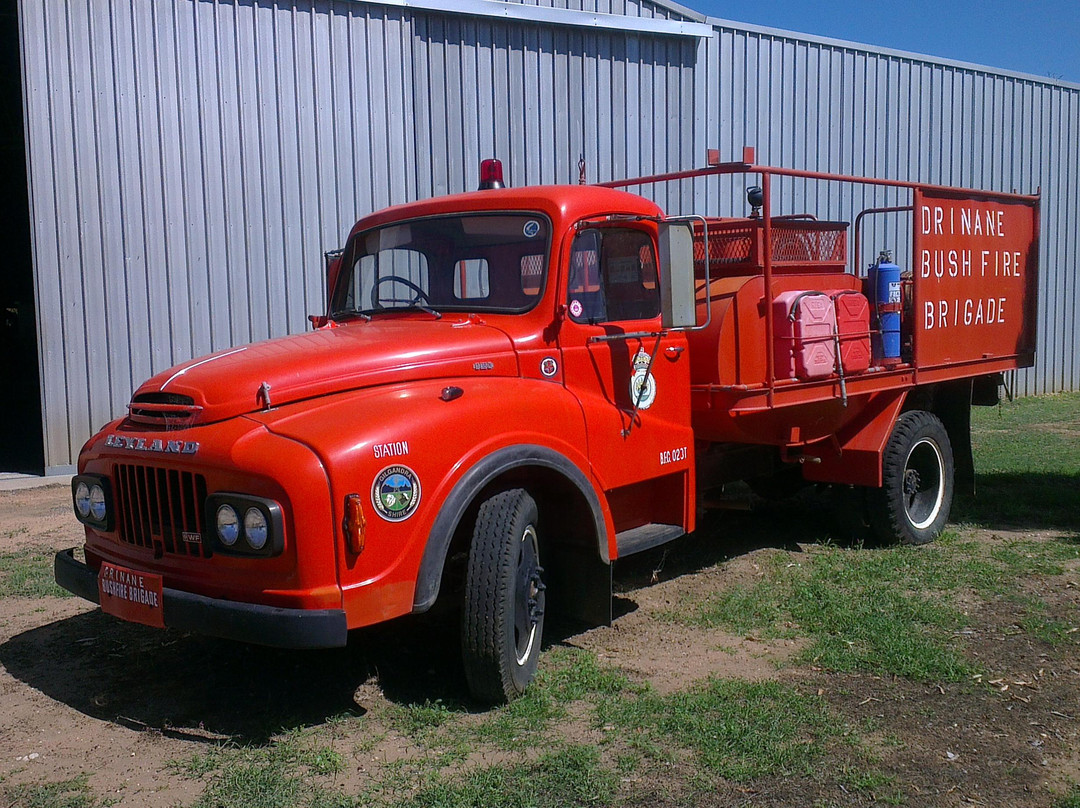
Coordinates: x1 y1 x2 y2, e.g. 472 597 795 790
54 548 348 650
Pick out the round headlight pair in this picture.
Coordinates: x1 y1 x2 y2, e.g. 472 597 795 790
215 504 269 551
75 481 107 522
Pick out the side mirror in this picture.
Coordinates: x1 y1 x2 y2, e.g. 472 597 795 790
658 221 697 329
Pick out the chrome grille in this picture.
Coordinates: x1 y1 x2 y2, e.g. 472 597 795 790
113 464 210 558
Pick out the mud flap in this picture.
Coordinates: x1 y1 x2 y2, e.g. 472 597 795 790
933 379 975 496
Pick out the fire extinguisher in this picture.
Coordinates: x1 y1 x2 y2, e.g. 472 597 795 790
868 250 902 364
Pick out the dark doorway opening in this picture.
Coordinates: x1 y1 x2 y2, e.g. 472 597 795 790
0 0 44 474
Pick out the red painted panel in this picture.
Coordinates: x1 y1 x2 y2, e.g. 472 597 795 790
98 562 165 629
913 190 1038 369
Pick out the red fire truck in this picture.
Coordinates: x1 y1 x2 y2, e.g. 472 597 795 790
56 151 1039 703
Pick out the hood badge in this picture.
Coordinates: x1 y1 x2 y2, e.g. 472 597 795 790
105 434 199 455
258 381 273 410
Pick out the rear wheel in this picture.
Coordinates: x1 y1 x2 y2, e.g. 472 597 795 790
869 410 954 545
461 489 546 703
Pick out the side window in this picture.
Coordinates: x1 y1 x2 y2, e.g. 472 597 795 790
567 228 660 323
453 259 490 300
520 254 545 296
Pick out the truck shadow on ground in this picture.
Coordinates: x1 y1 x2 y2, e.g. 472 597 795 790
0 490 872 744
954 471 1080 534
0 606 474 745
0 511 802 745
2 472 1072 744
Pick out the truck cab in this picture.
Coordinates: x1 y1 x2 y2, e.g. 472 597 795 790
58 176 696 703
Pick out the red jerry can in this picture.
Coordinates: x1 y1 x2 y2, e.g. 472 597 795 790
773 291 836 380
832 290 871 374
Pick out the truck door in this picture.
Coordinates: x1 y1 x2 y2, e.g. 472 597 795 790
557 223 695 526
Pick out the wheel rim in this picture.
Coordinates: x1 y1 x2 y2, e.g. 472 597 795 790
903 437 945 530
513 525 544 666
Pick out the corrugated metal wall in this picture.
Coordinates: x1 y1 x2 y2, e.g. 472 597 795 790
16 0 1080 472
18 0 702 472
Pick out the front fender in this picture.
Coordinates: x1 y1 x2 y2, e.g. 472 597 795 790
411 442 609 613
252 377 610 628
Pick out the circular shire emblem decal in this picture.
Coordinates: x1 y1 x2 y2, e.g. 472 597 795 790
523 220 541 238
372 465 422 522
540 356 558 377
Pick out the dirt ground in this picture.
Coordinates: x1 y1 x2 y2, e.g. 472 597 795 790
1 483 1078 807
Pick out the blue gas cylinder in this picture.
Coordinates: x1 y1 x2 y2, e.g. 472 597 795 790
868 251 902 361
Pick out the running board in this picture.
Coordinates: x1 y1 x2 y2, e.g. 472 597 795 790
615 523 684 557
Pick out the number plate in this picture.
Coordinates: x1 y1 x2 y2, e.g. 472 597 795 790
97 562 165 629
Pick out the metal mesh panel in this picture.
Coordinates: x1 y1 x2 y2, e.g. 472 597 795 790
695 219 847 274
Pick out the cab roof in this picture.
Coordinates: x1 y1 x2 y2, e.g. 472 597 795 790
348 185 666 239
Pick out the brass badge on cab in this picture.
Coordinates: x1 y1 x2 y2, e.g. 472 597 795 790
629 348 657 410
372 465 422 521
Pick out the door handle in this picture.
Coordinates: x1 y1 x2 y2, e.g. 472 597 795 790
664 345 685 358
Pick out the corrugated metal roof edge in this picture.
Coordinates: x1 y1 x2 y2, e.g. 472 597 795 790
698 12 1080 92
368 0 1080 91
636 0 1080 89
353 0 713 37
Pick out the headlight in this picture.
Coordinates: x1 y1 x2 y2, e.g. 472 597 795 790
205 494 283 556
74 482 91 518
244 508 268 550
72 474 112 530
89 485 107 521
216 504 240 546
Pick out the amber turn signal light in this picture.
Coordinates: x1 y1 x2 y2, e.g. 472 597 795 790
343 494 366 554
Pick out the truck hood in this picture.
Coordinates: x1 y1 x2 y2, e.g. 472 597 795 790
129 318 517 425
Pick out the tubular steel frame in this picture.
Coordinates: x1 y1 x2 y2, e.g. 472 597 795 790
598 157 1042 407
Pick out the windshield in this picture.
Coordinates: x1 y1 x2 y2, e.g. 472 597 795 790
330 213 550 319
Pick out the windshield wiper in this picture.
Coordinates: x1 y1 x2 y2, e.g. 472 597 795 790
405 303 442 319
335 311 371 322
355 305 442 320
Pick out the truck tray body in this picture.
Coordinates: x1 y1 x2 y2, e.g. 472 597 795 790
668 174 1040 454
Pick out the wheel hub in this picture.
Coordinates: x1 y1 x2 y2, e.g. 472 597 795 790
525 567 546 627
903 468 921 496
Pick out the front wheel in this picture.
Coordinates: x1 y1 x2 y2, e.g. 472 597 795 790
869 410 955 545
461 489 546 703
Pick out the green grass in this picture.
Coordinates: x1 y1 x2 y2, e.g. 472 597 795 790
376 646 642 756
402 745 617 808
1017 597 1079 646
597 678 844 782
0 547 69 598
961 391 1080 529
175 731 349 808
172 650 637 808
971 393 1080 475
669 530 1080 682
1057 784 1080 808
1 775 102 808
471 646 641 750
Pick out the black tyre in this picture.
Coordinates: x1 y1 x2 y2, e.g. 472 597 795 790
869 410 955 545
461 489 546 703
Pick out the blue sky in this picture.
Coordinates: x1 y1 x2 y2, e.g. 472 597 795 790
690 0 1080 84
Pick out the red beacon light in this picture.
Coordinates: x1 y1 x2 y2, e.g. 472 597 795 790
478 158 505 190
